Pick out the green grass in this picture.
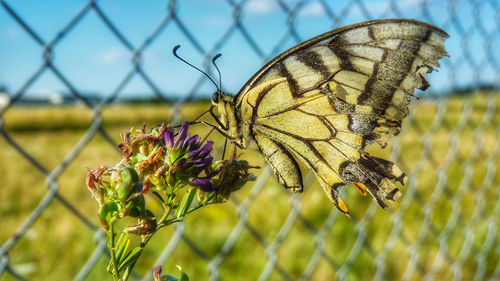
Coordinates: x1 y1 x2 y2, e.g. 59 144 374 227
1 94 500 281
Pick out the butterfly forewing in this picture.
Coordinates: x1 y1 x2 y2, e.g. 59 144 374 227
224 19 448 215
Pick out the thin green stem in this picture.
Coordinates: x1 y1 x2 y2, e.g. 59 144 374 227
108 223 122 281
119 200 172 280
157 203 172 226
170 193 217 224
107 187 217 280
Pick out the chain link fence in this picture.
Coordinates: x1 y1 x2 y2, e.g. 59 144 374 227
1 0 500 280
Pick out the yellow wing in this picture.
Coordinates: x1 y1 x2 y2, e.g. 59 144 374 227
232 19 448 215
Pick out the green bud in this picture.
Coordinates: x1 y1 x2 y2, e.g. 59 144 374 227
116 167 140 200
99 201 120 224
98 216 110 231
232 174 257 191
126 195 146 218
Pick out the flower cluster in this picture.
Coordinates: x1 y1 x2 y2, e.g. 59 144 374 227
87 121 260 227
162 122 214 189
86 121 257 281
195 156 258 202
117 122 218 194
86 165 154 232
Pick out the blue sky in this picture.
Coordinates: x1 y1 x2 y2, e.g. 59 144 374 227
1 0 499 100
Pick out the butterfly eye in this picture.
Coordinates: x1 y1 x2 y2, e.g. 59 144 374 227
212 92 220 103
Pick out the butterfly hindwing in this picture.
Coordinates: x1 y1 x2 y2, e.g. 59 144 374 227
254 133 303 192
240 78 363 213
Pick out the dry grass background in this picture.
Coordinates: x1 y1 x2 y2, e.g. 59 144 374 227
1 94 499 280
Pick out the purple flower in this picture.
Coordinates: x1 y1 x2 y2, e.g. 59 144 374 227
169 158 187 175
116 122 218 192
189 141 213 159
187 135 201 150
173 121 189 149
195 157 258 199
158 122 218 189
163 128 174 149
191 177 217 192
191 167 223 192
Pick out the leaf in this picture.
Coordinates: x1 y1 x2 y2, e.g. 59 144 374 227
165 266 189 281
175 188 197 220
164 273 189 281
106 258 113 274
180 272 190 281
122 266 132 281
118 246 142 272
152 190 166 203
115 232 130 265
99 201 120 223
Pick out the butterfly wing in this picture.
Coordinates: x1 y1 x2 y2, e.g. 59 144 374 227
234 19 448 215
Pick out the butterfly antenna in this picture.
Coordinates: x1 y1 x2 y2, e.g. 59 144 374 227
173 45 219 91
212 53 222 91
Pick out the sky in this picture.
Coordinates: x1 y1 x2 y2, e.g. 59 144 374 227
0 0 499 100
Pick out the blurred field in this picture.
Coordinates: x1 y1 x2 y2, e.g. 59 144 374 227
1 94 500 281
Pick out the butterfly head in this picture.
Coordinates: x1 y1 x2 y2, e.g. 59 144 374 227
211 90 234 125
211 90 232 106
209 90 245 146
211 90 221 105
172 45 244 145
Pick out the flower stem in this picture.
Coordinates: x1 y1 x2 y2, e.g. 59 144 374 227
108 223 122 281
170 193 217 224
157 203 171 226
120 202 173 279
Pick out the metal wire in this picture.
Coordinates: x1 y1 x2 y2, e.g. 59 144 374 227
1 0 499 280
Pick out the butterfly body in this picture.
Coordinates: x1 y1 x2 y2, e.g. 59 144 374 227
210 19 448 215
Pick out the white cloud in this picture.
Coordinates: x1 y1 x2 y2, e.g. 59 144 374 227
245 0 277 14
349 1 389 17
355 0 424 17
401 0 425 6
300 2 325 16
99 48 128 64
400 0 427 11
201 15 232 26
2 25 23 38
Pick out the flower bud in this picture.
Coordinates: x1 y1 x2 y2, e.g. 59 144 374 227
99 201 120 226
125 194 146 218
114 167 140 201
126 210 157 235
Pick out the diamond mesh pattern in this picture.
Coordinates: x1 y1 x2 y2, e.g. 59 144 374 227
1 0 499 280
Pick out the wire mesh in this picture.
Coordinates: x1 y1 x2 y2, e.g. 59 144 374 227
1 0 499 280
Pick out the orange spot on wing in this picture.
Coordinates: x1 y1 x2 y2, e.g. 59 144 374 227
337 197 351 218
353 182 366 196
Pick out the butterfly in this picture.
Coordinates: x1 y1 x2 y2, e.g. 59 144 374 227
204 19 448 216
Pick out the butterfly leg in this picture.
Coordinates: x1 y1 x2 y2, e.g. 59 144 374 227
201 121 238 141
209 109 229 131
